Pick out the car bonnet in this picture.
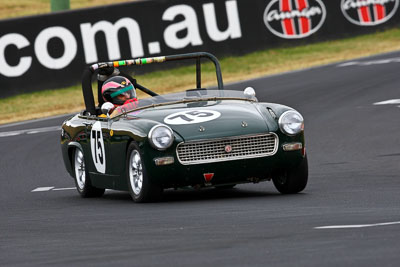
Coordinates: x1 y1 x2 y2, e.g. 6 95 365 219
130 100 272 142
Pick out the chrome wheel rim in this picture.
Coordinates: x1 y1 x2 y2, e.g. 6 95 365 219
74 149 86 190
129 150 143 195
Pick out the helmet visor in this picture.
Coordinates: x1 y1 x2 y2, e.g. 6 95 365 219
110 84 136 99
109 84 136 105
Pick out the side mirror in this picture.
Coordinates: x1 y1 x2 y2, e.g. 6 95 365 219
244 87 256 98
101 102 114 117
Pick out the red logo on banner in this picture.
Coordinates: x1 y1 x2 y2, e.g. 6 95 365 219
263 0 326 39
341 0 399 26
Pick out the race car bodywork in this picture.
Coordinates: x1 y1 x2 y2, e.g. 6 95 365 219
61 52 308 202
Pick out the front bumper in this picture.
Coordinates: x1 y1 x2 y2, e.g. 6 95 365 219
144 133 305 189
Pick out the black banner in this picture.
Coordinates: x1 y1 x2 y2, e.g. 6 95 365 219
1 0 399 97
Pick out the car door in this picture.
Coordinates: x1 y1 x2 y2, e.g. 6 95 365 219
81 119 109 174
82 118 120 189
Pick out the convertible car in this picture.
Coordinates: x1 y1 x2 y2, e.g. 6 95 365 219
61 52 307 202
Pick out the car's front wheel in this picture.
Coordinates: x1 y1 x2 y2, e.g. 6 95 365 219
73 148 105 198
273 155 308 194
126 142 162 203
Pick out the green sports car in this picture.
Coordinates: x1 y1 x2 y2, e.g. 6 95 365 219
61 52 308 202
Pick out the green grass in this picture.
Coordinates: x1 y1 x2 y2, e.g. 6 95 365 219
0 0 133 20
1 27 400 125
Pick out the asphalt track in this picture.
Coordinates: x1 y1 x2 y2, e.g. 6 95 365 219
1 51 400 266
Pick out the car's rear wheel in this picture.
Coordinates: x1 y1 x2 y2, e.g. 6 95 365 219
127 142 162 203
73 148 105 198
273 155 308 194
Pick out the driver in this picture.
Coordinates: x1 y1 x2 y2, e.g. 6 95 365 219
101 76 138 113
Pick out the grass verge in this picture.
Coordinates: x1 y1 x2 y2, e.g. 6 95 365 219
0 0 133 20
1 28 400 125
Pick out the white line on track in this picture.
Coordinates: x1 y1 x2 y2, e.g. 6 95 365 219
315 221 400 229
31 187 55 192
31 187 75 192
0 126 61 138
0 113 73 129
373 99 400 105
337 57 400 67
52 187 76 191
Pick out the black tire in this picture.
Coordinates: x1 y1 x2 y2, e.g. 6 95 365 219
273 155 308 194
126 142 163 203
73 148 105 198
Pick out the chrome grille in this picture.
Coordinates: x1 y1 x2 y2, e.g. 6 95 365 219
176 133 278 165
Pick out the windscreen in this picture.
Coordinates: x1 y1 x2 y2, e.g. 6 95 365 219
111 89 257 117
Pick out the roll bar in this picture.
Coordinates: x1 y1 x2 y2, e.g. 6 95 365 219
81 52 224 116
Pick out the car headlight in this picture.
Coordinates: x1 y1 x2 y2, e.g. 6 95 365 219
148 125 174 150
278 110 304 136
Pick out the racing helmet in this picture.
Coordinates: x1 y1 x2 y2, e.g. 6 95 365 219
101 76 136 105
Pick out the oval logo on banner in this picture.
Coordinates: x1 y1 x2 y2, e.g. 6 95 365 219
164 110 221 125
263 0 326 39
90 121 106 174
341 0 399 26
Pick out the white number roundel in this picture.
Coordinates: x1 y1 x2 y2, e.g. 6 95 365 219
164 110 221 125
90 121 106 173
